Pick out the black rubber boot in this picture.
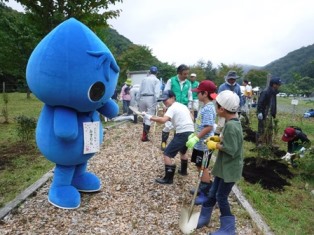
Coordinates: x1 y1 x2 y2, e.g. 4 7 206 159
133 114 138 124
141 124 150 142
194 111 198 120
155 165 176 184
161 131 169 150
178 159 188 176
145 125 150 138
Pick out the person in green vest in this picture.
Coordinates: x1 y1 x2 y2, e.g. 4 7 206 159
189 73 200 121
161 64 192 175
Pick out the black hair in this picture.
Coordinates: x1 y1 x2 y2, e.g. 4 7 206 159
216 101 236 114
200 91 214 100
167 90 176 98
177 64 189 74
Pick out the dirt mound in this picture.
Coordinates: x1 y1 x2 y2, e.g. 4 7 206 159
243 127 257 143
243 157 294 191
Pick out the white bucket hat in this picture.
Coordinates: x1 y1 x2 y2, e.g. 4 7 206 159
216 90 239 112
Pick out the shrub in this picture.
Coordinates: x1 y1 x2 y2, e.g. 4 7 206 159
14 115 37 142
297 148 314 177
1 92 9 123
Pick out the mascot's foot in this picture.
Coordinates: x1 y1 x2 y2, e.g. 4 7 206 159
48 185 80 209
72 172 101 192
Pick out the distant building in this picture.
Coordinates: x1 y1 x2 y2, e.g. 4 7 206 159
126 70 149 86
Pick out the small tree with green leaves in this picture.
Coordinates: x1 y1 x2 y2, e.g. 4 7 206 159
256 117 280 166
1 91 9 123
14 115 37 142
297 148 314 177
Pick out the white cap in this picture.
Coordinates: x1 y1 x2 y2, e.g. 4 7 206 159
248 82 251 85
216 90 240 112
190 73 197 77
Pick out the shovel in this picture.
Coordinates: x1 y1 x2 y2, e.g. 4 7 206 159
129 106 143 118
179 150 210 234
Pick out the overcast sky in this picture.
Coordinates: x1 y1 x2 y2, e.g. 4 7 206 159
7 0 314 67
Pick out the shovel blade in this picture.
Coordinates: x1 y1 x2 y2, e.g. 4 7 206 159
179 207 200 234
129 106 143 117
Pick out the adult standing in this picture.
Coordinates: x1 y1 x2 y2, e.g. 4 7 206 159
161 64 192 153
189 73 200 120
120 78 132 115
240 79 251 125
216 71 243 135
142 90 194 184
256 77 282 144
129 84 140 123
137 66 160 141
245 81 253 109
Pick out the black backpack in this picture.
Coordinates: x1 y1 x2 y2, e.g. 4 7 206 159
289 126 302 132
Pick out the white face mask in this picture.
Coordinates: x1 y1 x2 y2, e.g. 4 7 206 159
225 78 236 86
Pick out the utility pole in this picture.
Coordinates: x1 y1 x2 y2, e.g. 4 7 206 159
266 73 271 87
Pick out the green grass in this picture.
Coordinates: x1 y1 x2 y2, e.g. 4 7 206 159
238 175 314 235
0 92 117 207
0 93 52 207
276 96 314 115
241 105 314 234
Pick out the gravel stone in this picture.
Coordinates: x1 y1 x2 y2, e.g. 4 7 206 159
0 122 262 235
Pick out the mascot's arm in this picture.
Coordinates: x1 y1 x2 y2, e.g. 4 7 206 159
98 99 119 119
54 107 78 140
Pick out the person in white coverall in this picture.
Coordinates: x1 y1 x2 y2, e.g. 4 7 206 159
137 66 160 141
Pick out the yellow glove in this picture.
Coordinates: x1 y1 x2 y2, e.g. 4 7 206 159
209 135 220 142
207 140 218 150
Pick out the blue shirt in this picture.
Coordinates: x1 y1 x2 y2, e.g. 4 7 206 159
194 102 216 151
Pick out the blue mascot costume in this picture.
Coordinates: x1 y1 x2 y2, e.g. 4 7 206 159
26 18 119 209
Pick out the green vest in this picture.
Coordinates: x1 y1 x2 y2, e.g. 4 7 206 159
191 81 199 100
170 76 191 105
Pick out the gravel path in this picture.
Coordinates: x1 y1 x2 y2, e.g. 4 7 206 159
0 122 261 235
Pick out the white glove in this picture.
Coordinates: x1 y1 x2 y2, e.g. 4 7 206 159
281 152 294 161
299 147 306 158
257 113 263 120
142 112 152 120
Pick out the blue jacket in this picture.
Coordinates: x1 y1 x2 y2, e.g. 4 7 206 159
218 82 244 107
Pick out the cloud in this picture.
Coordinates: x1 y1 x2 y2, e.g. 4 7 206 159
109 0 314 67
7 0 314 67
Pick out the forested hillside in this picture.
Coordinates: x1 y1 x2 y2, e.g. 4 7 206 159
102 28 133 57
263 44 314 83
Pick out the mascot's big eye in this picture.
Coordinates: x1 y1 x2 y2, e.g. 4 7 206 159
89 82 105 101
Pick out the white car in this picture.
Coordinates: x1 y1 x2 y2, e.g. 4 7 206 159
277 93 287 97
